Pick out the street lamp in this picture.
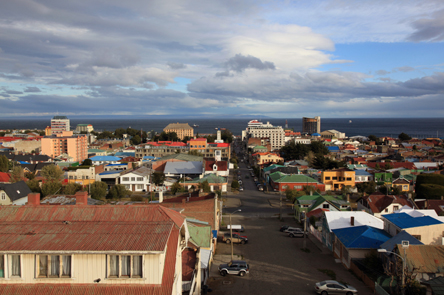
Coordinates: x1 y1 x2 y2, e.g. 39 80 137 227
229 209 241 261
378 249 405 291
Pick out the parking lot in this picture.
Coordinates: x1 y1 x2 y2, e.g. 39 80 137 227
207 216 374 295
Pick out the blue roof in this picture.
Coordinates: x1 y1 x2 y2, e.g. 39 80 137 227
354 170 372 176
312 133 321 136
332 225 392 249
106 163 126 166
382 213 442 229
114 152 135 157
380 231 423 252
18 161 30 164
90 156 121 161
99 171 121 175
327 146 340 152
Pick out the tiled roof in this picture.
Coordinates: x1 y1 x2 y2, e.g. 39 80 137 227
333 225 391 249
382 212 442 229
204 160 228 171
363 193 413 213
0 172 10 183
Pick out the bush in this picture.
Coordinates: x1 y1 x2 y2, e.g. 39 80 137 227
130 195 144 202
416 183 444 199
231 179 240 189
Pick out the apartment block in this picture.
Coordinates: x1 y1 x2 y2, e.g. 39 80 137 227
51 116 70 134
245 120 285 150
163 122 194 140
302 116 321 134
41 131 88 163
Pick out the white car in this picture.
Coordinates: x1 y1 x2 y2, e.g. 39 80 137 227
284 227 303 234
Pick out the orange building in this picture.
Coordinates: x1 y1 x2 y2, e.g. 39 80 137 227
321 168 355 191
41 131 88 162
189 138 207 152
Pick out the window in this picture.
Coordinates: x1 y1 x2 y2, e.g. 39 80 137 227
393 206 399 211
131 177 135 181
108 255 142 278
1 193 5 200
0 255 3 278
136 184 143 190
125 185 130 189
412 235 421 241
122 177 129 181
137 177 143 181
332 177 338 180
325 177 331 180
323 204 329 209
37 255 71 278
11 255 21 277
346 177 352 181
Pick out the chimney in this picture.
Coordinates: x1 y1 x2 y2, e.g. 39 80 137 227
347 194 350 203
75 191 88 205
182 199 186 204
310 191 313 196
350 216 355 226
158 191 163 203
27 193 40 206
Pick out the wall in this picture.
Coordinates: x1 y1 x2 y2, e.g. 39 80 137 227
14 141 41 153
405 224 444 245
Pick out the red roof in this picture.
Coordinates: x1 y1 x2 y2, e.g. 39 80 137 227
0 172 10 183
362 193 413 213
204 160 228 171
366 162 416 170
189 138 207 142
182 249 197 281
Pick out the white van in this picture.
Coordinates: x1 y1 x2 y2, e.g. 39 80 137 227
227 225 245 232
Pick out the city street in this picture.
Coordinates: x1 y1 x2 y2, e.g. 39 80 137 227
207 160 374 295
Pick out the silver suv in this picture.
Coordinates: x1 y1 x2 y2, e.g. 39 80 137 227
219 260 249 277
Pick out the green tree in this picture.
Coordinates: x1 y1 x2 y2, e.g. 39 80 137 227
114 128 126 138
391 186 402 195
151 172 165 186
25 172 35 180
63 183 82 195
10 166 23 183
26 179 41 193
89 181 108 200
398 132 412 141
41 165 64 181
0 155 9 172
41 180 62 197
198 180 211 192
303 185 317 195
131 135 142 145
356 181 376 195
231 179 240 190
107 184 129 199
171 182 182 194
188 150 201 156
384 163 393 170
221 129 233 143
416 174 444 199
82 158 93 166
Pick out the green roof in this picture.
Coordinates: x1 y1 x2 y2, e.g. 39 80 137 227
88 149 106 153
263 164 285 173
185 173 226 184
187 225 211 248
269 171 318 183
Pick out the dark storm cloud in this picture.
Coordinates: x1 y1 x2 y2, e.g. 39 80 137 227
24 87 41 93
167 62 187 70
407 9 444 42
225 54 276 72
4 90 23 95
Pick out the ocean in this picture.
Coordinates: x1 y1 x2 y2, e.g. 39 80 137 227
0 117 443 138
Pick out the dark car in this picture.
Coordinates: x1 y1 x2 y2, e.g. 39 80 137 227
218 260 249 277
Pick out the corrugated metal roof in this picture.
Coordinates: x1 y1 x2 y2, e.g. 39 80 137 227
382 212 442 229
164 161 202 174
398 244 444 274
333 225 391 249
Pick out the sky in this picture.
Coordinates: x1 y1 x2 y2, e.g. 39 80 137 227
1 0 444 118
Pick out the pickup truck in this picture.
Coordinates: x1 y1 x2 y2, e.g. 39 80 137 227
223 233 248 244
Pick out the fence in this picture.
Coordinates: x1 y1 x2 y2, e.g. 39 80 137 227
309 224 322 242
350 260 376 293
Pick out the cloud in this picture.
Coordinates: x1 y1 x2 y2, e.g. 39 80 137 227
394 66 415 73
167 62 187 69
376 70 390 76
24 86 41 92
407 9 444 42
224 54 275 72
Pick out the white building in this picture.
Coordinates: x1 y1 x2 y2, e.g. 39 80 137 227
51 116 70 134
119 167 152 192
243 120 285 150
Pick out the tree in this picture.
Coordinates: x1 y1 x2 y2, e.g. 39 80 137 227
26 179 41 194
151 172 165 186
416 174 444 199
131 135 142 145
114 128 126 138
188 150 201 156
398 132 412 141
231 179 240 190
171 182 182 194
199 180 211 193
391 186 402 195
384 163 393 170
41 181 62 197
10 166 23 183
25 172 35 180
107 184 129 199
0 155 9 172
356 181 376 195
302 185 316 195
89 181 108 200
82 158 93 166
41 165 64 181
221 129 233 143
63 183 82 195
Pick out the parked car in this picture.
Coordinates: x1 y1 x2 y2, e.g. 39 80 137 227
227 225 245 232
238 180 243 185
257 185 263 191
239 186 244 191
288 231 305 238
284 227 303 234
219 260 249 277
315 280 358 294
279 225 290 232
253 177 258 182
223 233 248 244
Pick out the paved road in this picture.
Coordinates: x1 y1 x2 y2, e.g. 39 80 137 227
207 160 374 295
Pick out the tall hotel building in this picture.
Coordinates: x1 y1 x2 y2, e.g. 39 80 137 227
51 116 70 134
41 131 88 162
302 116 321 134
243 120 285 150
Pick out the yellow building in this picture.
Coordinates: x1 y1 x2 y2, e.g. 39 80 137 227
321 168 355 191
253 152 283 166
392 178 410 192
163 123 194 140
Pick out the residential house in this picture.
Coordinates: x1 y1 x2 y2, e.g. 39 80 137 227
373 171 393 185
294 192 349 222
333 225 391 268
203 160 229 177
379 230 423 253
0 181 32 205
321 168 355 191
357 193 415 218
320 211 384 251
119 167 152 192
382 213 444 244
183 174 227 193
0 192 189 294
90 156 122 166
270 172 325 194
392 177 410 192
354 170 373 183
253 152 284 167
0 172 10 183
66 166 95 186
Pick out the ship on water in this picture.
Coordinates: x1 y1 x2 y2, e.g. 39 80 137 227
193 123 199 127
